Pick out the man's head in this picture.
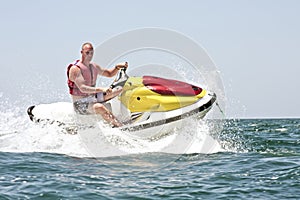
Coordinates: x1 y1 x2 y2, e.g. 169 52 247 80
81 42 94 61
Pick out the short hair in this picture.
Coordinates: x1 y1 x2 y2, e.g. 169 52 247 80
81 42 93 50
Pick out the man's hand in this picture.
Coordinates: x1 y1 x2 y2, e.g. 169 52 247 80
105 88 112 94
124 62 128 68
115 62 128 70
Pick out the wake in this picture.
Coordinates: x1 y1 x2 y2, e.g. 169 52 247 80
0 106 223 158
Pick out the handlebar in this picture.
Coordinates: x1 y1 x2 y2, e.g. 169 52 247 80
109 66 129 89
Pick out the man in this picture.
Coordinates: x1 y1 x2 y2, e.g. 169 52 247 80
67 42 128 127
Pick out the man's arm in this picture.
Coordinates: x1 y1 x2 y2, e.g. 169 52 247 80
96 62 128 78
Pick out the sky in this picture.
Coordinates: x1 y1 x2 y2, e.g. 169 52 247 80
0 0 299 118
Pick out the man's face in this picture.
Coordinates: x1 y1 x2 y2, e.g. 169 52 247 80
82 46 94 61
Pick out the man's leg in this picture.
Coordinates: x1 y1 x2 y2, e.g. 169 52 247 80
92 103 122 127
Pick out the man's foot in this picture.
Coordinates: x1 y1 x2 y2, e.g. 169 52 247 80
111 121 123 128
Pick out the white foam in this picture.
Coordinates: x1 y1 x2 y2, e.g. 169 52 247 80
74 118 224 157
0 110 224 157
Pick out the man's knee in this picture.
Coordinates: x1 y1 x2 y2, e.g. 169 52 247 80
93 103 106 114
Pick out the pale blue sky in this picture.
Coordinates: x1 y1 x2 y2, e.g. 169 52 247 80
0 0 299 118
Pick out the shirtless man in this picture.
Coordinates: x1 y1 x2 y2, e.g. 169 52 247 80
67 42 128 127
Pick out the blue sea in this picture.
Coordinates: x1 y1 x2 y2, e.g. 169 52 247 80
0 106 299 199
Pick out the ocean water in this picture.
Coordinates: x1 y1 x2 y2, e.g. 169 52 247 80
0 105 299 199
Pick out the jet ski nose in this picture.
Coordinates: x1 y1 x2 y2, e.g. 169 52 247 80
211 92 217 100
207 92 217 104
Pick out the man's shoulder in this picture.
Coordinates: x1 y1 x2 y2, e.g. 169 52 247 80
91 62 99 67
92 63 103 71
69 65 80 73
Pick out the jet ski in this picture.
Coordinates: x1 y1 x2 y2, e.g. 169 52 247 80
27 68 216 139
